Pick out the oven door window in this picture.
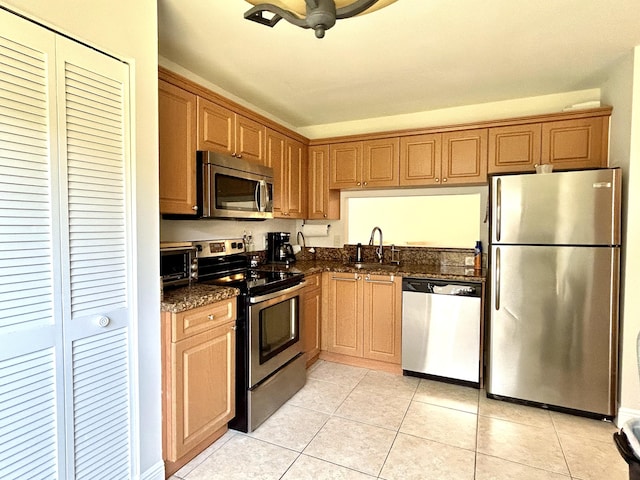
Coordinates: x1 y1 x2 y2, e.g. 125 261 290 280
258 296 299 364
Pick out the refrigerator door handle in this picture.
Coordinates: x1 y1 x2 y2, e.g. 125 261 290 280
494 247 501 311
496 178 502 242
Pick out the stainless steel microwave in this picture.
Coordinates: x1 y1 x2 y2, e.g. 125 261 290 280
197 151 274 220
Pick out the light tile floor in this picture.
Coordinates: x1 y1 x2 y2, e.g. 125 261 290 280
170 360 628 480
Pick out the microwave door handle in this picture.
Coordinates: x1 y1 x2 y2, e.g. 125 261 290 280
257 180 267 212
254 181 261 211
203 162 211 217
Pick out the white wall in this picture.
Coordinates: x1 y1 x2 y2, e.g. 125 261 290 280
0 1 163 477
299 89 602 139
602 46 640 425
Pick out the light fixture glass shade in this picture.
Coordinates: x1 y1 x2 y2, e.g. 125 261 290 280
245 0 397 19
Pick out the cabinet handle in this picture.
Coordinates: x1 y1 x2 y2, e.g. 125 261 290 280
534 163 539 167
363 182 367 186
331 276 357 282
365 276 395 284
323 214 327 218
208 314 215 320
237 154 242 158
192 205 198 211
443 178 447 183
356 182 361 186
231 325 237 331
435 178 440 183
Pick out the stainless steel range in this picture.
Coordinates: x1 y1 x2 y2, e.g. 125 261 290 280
193 238 306 432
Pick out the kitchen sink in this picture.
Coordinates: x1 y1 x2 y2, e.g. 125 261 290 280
350 262 399 272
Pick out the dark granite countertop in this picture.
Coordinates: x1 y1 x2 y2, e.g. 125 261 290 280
260 260 486 283
161 284 240 313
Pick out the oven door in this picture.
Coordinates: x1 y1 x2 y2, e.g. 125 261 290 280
248 282 305 387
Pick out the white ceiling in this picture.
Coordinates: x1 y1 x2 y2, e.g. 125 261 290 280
158 0 640 129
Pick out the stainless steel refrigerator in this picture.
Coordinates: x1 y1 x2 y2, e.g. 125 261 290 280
487 168 621 417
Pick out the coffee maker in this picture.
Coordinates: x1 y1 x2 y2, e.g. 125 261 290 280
266 232 296 265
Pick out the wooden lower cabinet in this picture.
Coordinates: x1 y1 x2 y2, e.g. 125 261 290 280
162 299 237 476
302 273 322 366
322 272 401 365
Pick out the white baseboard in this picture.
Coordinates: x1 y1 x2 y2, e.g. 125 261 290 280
140 460 165 480
616 406 640 428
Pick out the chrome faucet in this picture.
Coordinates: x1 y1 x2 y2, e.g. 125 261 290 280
369 226 383 263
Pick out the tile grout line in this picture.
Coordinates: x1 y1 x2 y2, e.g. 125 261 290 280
375 378 421 479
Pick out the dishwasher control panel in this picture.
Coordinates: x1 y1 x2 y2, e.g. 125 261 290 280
402 278 481 297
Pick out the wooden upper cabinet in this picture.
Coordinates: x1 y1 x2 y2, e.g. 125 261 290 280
266 128 286 215
329 139 398 189
159 80 198 215
363 138 400 188
400 133 442 185
308 145 340 220
442 128 488 185
541 116 608 170
267 128 307 218
197 97 234 154
197 97 265 164
285 138 307 218
329 141 362 189
488 124 542 174
236 114 266 164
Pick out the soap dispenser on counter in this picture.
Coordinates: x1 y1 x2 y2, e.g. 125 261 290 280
473 241 482 270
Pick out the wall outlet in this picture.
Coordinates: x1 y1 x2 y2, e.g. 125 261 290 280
464 256 475 266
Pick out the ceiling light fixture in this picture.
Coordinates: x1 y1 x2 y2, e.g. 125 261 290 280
244 0 397 39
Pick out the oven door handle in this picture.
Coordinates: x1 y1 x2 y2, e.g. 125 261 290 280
248 281 307 304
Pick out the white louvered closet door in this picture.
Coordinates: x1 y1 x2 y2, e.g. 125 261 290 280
0 9 135 480
55 37 133 480
0 10 65 480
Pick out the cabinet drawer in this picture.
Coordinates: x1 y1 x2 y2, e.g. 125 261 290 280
172 299 236 342
304 273 321 290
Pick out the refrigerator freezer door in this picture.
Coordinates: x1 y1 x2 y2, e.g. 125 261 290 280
492 169 621 246
487 245 619 416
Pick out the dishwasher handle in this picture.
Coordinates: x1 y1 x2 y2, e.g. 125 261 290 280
402 278 481 297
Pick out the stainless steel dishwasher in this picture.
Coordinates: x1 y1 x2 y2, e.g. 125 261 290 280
402 278 481 385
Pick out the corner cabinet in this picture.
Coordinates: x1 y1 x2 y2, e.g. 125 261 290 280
159 80 198 215
308 145 340 219
322 272 401 365
162 299 237 475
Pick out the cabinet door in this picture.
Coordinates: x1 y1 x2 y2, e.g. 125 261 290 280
399 133 442 186
329 141 362 189
541 116 608 170
324 273 363 356
362 138 400 187
159 80 198 214
308 145 340 219
236 114 265 164
197 97 234 154
488 124 541 174
442 128 488 185
266 128 286 216
302 275 322 363
285 138 307 218
362 275 402 364
168 321 236 461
